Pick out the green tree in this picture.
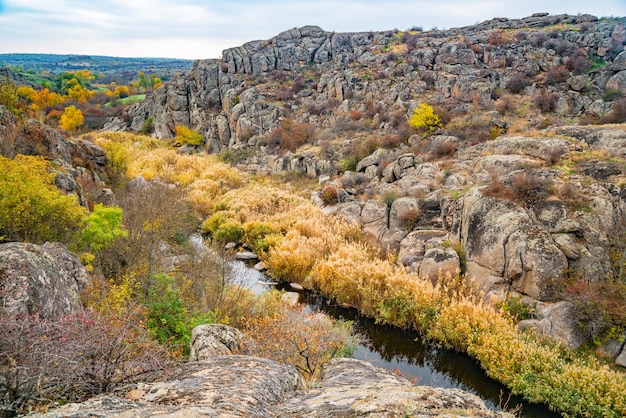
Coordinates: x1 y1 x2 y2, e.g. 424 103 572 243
72 204 128 253
408 103 442 137
0 155 88 243
59 105 84 132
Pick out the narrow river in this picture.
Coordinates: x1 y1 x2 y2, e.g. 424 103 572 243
226 250 560 418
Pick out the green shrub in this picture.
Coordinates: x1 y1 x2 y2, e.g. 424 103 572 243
214 220 244 244
144 273 215 356
141 116 153 134
243 221 279 253
72 204 127 253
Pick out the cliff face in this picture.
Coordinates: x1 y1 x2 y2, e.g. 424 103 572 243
117 14 625 165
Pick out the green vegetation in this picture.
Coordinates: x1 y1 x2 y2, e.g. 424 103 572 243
145 273 215 356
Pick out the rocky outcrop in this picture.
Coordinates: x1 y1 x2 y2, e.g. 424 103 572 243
323 129 626 349
31 355 302 418
0 242 89 318
276 358 510 417
0 67 33 87
112 14 625 178
189 323 246 360
32 356 511 418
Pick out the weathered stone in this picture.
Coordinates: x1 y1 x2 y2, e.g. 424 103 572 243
606 70 626 94
398 230 448 267
533 302 587 349
356 148 387 172
189 324 246 361
275 358 511 417
281 291 300 306
461 191 531 275
361 200 388 245
505 225 568 301
613 51 626 71
33 356 303 418
235 251 258 260
471 154 543 177
418 247 460 282
290 282 304 291
616 345 626 368
457 136 571 163
389 197 420 230
337 201 363 227
379 228 408 255
0 242 89 318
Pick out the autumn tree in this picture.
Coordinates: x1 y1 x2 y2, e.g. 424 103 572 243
174 125 203 147
66 80 94 103
408 103 442 137
0 77 19 116
100 181 197 284
17 86 63 119
59 105 84 132
0 154 88 244
241 303 360 379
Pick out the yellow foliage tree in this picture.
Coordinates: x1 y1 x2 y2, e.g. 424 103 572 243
408 103 442 136
0 154 88 243
17 86 64 119
174 125 203 147
66 82 94 103
59 105 84 132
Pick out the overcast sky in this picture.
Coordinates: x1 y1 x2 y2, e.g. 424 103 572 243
0 0 625 60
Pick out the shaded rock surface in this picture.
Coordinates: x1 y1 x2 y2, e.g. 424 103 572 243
0 242 88 318
32 357 510 418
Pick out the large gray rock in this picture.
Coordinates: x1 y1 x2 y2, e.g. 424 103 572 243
189 324 246 361
457 136 571 163
518 302 586 349
31 356 303 418
31 356 513 417
275 358 512 417
0 242 89 318
418 247 461 283
616 346 626 368
389 196 420 230
606 70 626 94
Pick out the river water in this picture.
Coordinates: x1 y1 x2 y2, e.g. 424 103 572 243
226 251 560 418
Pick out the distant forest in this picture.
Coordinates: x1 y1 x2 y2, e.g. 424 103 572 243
0 53 193 85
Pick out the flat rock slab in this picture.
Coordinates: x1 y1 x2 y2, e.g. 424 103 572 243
274 358 512 417
235 251 258 260
32 356 302 418
31 356 513 418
